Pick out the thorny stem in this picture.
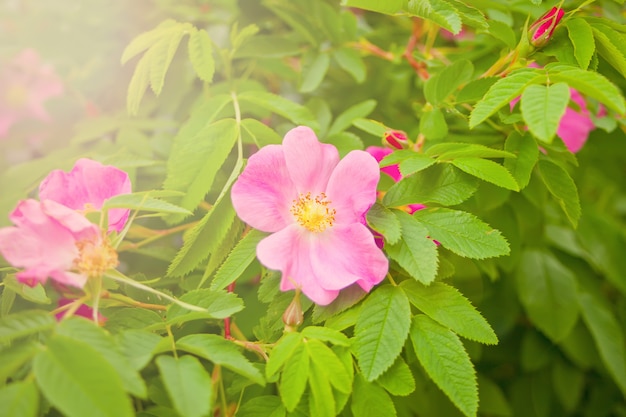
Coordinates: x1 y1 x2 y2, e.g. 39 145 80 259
224 282 236 339
106 292 168 310
403 19 430 80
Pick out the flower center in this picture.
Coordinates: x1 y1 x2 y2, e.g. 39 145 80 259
73 238 118 278
290 192 336 232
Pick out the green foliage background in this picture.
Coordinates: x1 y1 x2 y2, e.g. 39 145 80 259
1 0 626 416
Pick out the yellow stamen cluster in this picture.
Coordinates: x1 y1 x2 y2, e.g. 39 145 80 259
290 192 336 233
73 238 118 278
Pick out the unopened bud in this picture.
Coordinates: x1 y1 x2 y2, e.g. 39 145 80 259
529 7 564 48
282 292 303 332
383 130 408 149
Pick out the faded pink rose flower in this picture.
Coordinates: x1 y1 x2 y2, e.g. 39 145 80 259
39 158 132 232
0 49 63 138
55 298 107 325
529 7 564 48
0 199 117 288
231 126 388 305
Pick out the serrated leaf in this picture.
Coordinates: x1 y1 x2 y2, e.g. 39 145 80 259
300 52 330 93
116 330 162 371
351 373 397 416
420 107 448 140
405 0 462 34
266 332 304 379
470 69 542 128
231 23 259 51
366 202 401 245
591 24 626 80
424 59 473 105
188 28 215 83
386 211 438 284
448 0 487 31
0 310 55 344
328 99 377 137
354 285 411 381
121 20 180 65
177 334 265 386
375 356 416 396
166 289 243 324
391 154 437 176
410 315 477 417
301 326 350 346
237 396 286 417
156 355 212 417
520 83 570 143
308 359 336 417
148 27 187 96
210 229 265 290
306 339 351 393
537 160 581 228
238 91 319 129
0 340 39 382
341 0 403 14
383 164 479 207
241 118 282 146
33 334 134 417
426 143 515 160
503 131 539 189
566 19 595 70
167 196 237 277
280 342 309 411
457 77 498 103
516 249 579 342
400 280 497 344
487 20 517 48
578 291 626 395
332 48 366 83
413 208 510 259
3 276 50 305
103 193 191 215
0 380 38 417
450 157 519 191
126 52 150 115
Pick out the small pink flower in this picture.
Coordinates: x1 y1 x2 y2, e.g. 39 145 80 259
55 298 107 325
383 130 408 150
231 126 388 305
0 199 105 288
0 49 63 138
39 158 132 232
529 7 564 48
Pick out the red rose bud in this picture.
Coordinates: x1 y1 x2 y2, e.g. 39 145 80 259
383 130 408 149
529 7 564 48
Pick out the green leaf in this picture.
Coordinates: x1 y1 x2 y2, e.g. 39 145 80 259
548 65 626 114
375 356 416 396
279 343 309 411
424 59 473 105
516 249 579 342
447 0 487 31
166 289 243 324
2 276 50 305
383 164 479 207
0 310 55 344
306 339 351 393
103 193 192 215
237 396 286 417
168 196 237 277
116 330 163 371
470 69 542 128
456 77 498 104
156 355 212 417
353 285 411 381
366 202 401 245
386 211 438 285
121 20 180 65
187 28 215 83
341 0 403 14
241 118 282 146
503 131 538 190
351 373 397 416
410 315 477 417
0 380 39 417
405 0 462 34
420 107 448 140
332 48 366 83
308 359 336 417
177 334 265 386
537 160 581 228
210 229 265 290
148 26 187 95
450 157 519 191
300 52 330 93
566 18 595 70
0 340 39 382
427 142 516 160
328 99 377 137
400 280 498 344
520 83 570 143
33 334 134 417
126 52 150 115
266 332 303 379
395 154 437 176
238 91 319 129
591 24 626 80
234 35 300 58
57 318 146 398
164 118 238 217
413 208 510 259
301 326 350 346
486 20 517 48
578 291 626 395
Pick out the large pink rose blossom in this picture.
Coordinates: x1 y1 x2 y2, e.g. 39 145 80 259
0 199 117 288
231 126 388 305
39 158 132 232
0 49 63 138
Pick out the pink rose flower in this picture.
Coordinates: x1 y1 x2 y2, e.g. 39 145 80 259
39 158 132 232
0 48 63 138
55 298 107 325
0 199 117 288
231 126 388 305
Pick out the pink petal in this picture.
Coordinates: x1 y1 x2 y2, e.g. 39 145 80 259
49 270 88 288
325 150 380 225
232 145 298 232
557 107 594 153
283 126 339 194
366 146 402 182
309 224 388 292
256 226 340 305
